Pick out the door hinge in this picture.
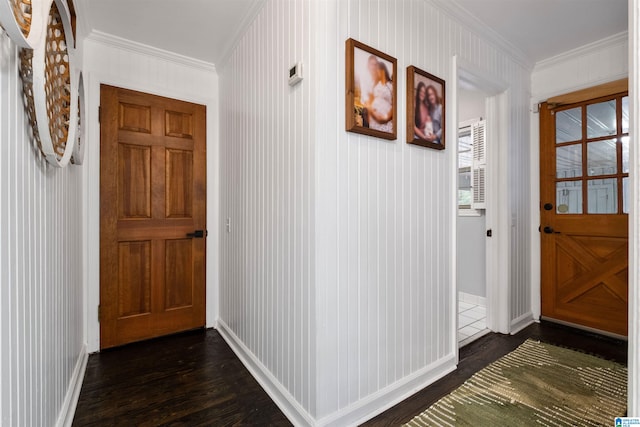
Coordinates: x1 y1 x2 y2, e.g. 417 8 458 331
98 305 101 322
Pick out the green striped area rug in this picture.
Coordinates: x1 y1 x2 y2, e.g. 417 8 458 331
405 339 627 426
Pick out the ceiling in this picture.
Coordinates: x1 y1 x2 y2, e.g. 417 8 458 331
77 0 264 65
453 0 628 64
77 0 628 67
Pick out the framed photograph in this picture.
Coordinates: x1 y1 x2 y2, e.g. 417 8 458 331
345 38 397 140
406 66 445 150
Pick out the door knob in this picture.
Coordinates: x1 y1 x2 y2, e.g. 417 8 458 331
186 230 206 238
543 226 554 234
543 203 553 211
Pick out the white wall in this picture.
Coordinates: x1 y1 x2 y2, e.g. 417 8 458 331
315 1 531 423
529 32 628 320
459 88 486 122
0 31 85 426
457 218 486 298
217 0 316 424
219 0 532 425
458 88 486 299
82 32 220 352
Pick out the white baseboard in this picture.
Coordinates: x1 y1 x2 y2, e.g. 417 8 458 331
216 320 315 426
218 320 457 427
55 345 89 427
510 312 535 335
458 291 486 307
318 354 456 427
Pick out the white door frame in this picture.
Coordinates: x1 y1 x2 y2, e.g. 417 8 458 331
83 70 220 353
628 0 639 414
452 56 511 348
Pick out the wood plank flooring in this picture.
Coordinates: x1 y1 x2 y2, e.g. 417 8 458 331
72 329 290 426
73 321 626 426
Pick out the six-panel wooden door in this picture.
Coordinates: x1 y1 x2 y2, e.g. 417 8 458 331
100 85 206 349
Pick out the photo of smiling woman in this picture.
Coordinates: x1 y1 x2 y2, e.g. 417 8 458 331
407 66 445 150
346 38 397 140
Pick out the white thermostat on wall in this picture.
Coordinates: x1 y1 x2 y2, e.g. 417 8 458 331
288 62 303 86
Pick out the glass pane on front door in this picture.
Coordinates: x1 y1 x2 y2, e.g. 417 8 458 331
587 178 617 214
587 139 617 176
622 96 629 134
556 144 582 178
556 181 582 214
556 107 582 143
622 136 629 173
587 100 617 138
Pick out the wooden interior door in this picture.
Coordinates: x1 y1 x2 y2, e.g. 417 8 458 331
540 86 629 337
100 85 206 349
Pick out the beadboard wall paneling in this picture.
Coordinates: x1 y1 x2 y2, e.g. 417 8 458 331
82 33 219 352
529 33 628 320
220 0 532 424
314 0 532 421
0 31 85 426
218 0 315 421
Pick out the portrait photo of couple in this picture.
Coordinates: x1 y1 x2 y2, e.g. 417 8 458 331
407 66 445 149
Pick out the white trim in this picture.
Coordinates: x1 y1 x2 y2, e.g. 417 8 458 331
320 356 457 427
85 30 217 73
534 31 628 72
510 312 535 335
532 74 629 106
458 208 482 217
531 32 629 103
219 320 456 427
54 346 88 427
453 55 511 337
628 0 639 414
458 291 486 307
216 320 315 427
430 0 533 71
485 90 512 335
83 64 219 352
216 0 267 68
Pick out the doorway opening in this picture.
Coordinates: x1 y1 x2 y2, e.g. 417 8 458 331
456 84 490 346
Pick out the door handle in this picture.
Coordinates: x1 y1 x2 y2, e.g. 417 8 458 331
542 226 559 234
186 230 207 238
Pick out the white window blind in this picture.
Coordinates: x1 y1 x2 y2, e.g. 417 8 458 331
472 119 487 209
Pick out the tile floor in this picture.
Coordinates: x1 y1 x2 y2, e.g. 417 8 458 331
458 301 488 346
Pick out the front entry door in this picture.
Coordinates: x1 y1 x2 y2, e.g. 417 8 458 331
540 87 629 337
100 85 207 349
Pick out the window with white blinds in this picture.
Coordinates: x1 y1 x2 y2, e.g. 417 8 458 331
458 118 486 214
472 119 487 209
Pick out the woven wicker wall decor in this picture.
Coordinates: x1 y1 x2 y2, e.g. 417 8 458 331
71 71 84 165
19 0 79 167
0 0 45 48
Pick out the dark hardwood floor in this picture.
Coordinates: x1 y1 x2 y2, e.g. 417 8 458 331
73 321 627 426
72 329 290 426
362 320 627 426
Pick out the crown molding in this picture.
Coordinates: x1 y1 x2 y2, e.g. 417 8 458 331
534 31 629 72
85 30 216 73
216 0 267 69
428 0 534 71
